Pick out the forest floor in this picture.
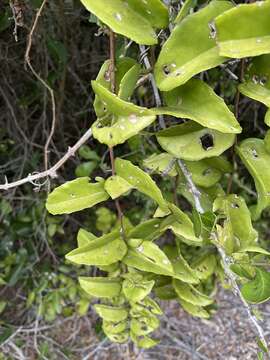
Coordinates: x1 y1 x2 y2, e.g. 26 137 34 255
1 288 269 360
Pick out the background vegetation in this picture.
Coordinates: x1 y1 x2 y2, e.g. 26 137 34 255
1 0 270 359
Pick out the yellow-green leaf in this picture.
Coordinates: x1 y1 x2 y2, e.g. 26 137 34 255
157 122 235 161
215 1 270 58
241 268 270 304
46 178 109 215
79 277 122 298
154 0 233 90
105 175 133 199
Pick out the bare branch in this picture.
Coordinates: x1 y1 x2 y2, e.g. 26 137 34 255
0 128 92 191
24 0 57 171
139 45 165 129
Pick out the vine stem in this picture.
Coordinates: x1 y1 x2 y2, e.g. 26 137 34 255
139 45 166 129
108 30 125 237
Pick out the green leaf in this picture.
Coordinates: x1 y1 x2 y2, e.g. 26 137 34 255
115 158 169 211
77 228 97 247
105 175 133 199
79 277 122 298
91 81 156 147
237 138 270 220
184 159 222 188
238 246 270 256
123 273 154 302
191 253 217 281
239 81 270 108
163 245 200 284
123 241 174 276
174 0 197 23
179 298 210 319
131 334 159 349
66 230 127 266
80 0 168 45
46 178 109 215
143 153 177 177
130 314 159 336
154 79 241 134
75 161 97 177
103 320 127 335
94 304 128 321
105 331 129 343
157 122 235 161
160 204 203 246
118 63 141 100
215 1 270 58
92 81 154 117
173 279 213 306
127 219 163 242
154 0 233 90
79 145 100 161
213 194 258 251
241 268 270 304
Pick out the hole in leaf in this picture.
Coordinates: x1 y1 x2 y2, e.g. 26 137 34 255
231 203 240 209
251 148 259 158
163 65 170 75
203 168 212 176
200 134 214 151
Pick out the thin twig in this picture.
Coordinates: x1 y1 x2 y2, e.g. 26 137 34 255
0 128 93 191
177 159 204 214
139 45 165 129
24 0 57 171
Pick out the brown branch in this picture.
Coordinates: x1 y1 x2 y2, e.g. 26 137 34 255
0 128 93 191
24 0 57 172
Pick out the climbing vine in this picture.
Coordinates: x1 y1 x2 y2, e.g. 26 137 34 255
44 0 270 355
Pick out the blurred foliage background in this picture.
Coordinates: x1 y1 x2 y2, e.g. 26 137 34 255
1 0 270 359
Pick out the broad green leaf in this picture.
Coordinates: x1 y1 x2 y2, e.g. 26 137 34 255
237 138 270 220
103 320 127 335
127 219 163 241
238 246 270 256
191 253 217 280
173 279 213 306
174 0 197 23
94 58 139 117
154 79 241 134
143 153 177 177
105 175 133 199
184 159 222 188
80 0 168 45
241 268 270 304
122 241 174 276
155 282 177 300
77 228 97 247
79 277 122 298
130 333 159 349
179 298 210 319
130 315 159 336
213 195 258 250
141 297 163 315
154 1 233 90
75 161 97 177
105 331 129 343
79 145 100 161
163 245 200 284
160 204 203 246
46 178 109 215
66 230 127 266
123 274 155 302
118 63 140 100
115 158 169 211
157 122 235 161
239 81 270 108
215 1 270 58
94 304 128 321
92 81 154 117
91 81 156 147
